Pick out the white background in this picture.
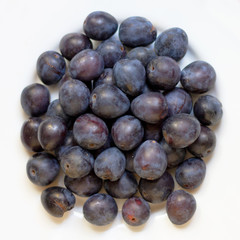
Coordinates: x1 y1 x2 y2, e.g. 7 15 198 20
1 0 240 239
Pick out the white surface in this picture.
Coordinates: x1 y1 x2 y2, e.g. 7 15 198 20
1 0 240 239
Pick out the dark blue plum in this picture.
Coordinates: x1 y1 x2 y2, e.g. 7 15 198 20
131 92 168 124
64 171 102 197
127 46 157 67
119 16 157 47
59 33 92 60
21 83 50 117
154 27 188 61
166 190 196 225
104 171 138 199
38 117 67 151
143 122 163 141
139 171 174 203
73 113 108 150
164 87 192 117
46 99 70 123
37 51 66 85
133 140 167 180
194 95 223 126
94 147 126 181
122 197 150 226
60 146 94 178
111 115 144 151
21 117 43 152
180 61 216 93
69 49 104 82
96 38 126 68
83 193 118 226
90 84 130 119
83 11 118 40
26 153 60 186
41 186 76 218
55 130 77 159
94 68 115 88
113 59 146 96
188 126 216 158
162 113 201 148
175 157 206 189
59 79 90 117
159 138 186 168
147 56 181 90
